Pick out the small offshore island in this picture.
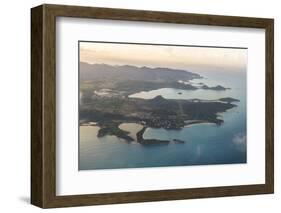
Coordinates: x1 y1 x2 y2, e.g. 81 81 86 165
80 63 239 144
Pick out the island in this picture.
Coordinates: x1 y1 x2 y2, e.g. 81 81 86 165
79 63 239 144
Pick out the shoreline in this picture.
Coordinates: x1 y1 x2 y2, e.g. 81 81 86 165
136 127 170 144
79 120 216 144
184 120 215 127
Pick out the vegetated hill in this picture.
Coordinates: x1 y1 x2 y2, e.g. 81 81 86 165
80 62 201 82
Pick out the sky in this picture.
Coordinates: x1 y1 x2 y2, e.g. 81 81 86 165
79 42 247 72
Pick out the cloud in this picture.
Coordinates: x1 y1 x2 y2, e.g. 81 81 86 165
232 133 246 152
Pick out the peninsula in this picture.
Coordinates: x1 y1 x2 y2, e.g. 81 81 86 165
79 63 239 144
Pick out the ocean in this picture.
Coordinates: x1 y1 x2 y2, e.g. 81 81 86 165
79 69 247 170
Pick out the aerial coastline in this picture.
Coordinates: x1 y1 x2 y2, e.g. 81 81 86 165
79 42 247 170
80 63 239 144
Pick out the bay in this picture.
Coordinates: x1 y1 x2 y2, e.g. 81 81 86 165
79 70 247 170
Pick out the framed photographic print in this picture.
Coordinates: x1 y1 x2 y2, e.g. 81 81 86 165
31 4 274 208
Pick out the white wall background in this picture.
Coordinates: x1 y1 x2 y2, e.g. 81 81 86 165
0 0 279 212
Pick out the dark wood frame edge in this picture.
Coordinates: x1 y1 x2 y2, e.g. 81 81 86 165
31 4 274 208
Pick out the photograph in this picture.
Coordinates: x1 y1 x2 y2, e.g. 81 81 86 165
79 41 247 170
30 4 274 208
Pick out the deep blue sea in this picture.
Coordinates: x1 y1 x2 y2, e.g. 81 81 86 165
79 70 247 170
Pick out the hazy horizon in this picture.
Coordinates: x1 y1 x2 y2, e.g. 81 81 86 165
79 42 247 73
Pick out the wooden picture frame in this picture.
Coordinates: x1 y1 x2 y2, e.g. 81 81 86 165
31 4 274 208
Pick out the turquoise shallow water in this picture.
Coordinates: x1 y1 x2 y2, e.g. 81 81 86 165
79 70 247 170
